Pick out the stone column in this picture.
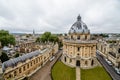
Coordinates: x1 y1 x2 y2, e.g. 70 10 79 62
90 46 92 57
84 46 85 57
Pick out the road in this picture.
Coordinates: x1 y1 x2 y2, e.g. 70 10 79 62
96 52 120 80
30 50 62 80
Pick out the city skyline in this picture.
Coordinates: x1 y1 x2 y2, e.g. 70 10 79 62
0 0 120 33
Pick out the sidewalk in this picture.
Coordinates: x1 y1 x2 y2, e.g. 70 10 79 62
76 67 80 80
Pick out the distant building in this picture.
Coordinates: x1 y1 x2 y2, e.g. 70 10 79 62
61 15 97 68
97 39 120 68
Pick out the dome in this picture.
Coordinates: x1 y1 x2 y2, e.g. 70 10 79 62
69 15 90 34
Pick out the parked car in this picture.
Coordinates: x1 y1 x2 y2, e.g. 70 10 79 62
105 58 112 66
114 67 120 75
50 56 55 61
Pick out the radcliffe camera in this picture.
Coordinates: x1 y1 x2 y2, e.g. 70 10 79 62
0 0 120 80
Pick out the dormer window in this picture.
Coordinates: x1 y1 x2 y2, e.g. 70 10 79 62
78 47 80 51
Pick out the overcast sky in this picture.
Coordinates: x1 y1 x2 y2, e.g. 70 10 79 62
0 0 120 33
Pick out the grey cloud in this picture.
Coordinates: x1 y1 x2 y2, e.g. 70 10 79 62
0 0 120 33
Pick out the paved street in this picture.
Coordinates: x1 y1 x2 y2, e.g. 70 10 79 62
30 50 62 80
97 52 120 80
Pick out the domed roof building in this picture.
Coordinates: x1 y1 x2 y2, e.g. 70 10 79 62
61 15 98 68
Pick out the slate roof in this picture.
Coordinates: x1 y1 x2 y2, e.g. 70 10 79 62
69 15 90 34
2 48 47 72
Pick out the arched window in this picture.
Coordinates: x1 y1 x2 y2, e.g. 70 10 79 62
34 60 36 64
71 35 73 39
85 61 88 66
78 47 80 51
91 60 94 66
85 35 87 40
70 59 72 63
9 74 12 78
14 71 17 76
19 68 21 73
118 48 120 53
27 64 29 68
64 57 66 62
31 62 32 66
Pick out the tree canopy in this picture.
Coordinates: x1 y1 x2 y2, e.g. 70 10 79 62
99 33 108 37
14 52 20 58
36 32 58 43
0 30 15 47
0 52 9 63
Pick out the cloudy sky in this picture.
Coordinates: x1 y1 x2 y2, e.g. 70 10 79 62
0 0 120 33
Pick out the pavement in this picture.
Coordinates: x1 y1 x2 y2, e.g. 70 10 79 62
76 67 80 80
96 52 120 80
30 50 62 80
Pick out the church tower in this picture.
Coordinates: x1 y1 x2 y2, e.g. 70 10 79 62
33 29 35 36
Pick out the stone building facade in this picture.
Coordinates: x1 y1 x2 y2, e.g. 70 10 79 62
2 43 58 80
17 42 40 53
61 15 97 68
97 39 120 68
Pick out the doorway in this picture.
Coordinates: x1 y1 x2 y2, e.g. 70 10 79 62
76 60 80 66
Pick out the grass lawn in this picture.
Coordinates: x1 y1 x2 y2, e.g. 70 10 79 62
52 61 76 80
81 66 112 80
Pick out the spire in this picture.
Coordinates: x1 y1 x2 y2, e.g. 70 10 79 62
77 14 81 21
33 29 35 36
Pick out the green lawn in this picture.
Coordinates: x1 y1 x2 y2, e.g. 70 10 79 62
81 66 112 80
52 61 76 80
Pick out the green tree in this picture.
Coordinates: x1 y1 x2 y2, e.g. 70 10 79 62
99 33 108 37
49 35 58 42
14 52 20 58
0 30 15 47
37 32 58 43
0 52 9 63
36 37 41 42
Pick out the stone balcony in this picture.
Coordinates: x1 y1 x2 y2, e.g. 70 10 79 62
63 39 97 44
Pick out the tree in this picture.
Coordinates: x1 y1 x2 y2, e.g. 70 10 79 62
49 35 58 43
0 30 15 47
99 33 108 37
37 32 58 43
36 37 41 42
0 52 9 63
14 52 20 58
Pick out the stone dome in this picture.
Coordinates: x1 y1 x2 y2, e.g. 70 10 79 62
69 15 90 34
